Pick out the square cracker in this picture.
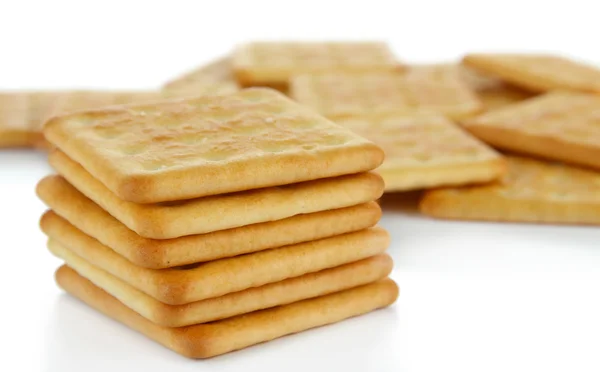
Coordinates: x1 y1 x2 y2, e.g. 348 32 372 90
37 176 382 268
463 91 600 170
52 241 393 326
289 68 482 120
48 150 384 239
43 216 390 304
420 156 600 225
336 112 506 192
0 92 34 147
462 53 600 93
55 265 398 359
44 88 385 204
232 41 401 87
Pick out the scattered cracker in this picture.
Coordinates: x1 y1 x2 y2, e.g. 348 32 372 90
463 91 600 170
290 67 482 120
337 111 506 191
233 41 401 87
463 53 600 93
162 56 240 95
420 156 600 225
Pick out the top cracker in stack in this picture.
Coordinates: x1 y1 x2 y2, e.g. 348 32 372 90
43 88 386 242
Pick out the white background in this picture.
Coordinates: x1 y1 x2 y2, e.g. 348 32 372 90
1 1 600 371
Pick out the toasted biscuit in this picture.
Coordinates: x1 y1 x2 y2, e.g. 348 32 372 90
44 88 384 203
43 221 390 305
56 265 399 359
290 68 482 120
232 41 401 87
463 91 600 170
54 244 393 327
48 151 384 239
162 56 240 95
462 53 600 93
37 176 382 268
420 156 600 225
337 112 506 191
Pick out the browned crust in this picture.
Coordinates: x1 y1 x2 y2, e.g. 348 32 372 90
43 221 390 305
55 265 399 359
36 175 382 268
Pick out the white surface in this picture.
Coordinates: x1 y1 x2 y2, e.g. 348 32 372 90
2 1 600 371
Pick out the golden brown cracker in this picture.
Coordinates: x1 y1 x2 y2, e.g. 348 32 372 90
420 156 600 225
43 220 390 305
55 265 399 359
463 91 600 170
463 53 600 93
44 88 384 204
37 176 382 268
337 111 506 191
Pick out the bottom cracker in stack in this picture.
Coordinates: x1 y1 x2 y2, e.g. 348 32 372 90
38 87 399 358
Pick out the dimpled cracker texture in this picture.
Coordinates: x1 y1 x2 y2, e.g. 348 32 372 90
162 56 240 96
48 148 383 239
44 88 384 204
55 265 399 359
37 176 382 268
289 68 482 120
43 222 390 305
336 112 506 192
420 156 600 225
462 53 600 93
463 91 600 170
232 41 401 88
50 240 393 326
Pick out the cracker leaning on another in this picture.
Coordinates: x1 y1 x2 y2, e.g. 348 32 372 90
462 53 600 93
463 91 600 171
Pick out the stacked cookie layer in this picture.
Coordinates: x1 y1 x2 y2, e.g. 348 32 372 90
36 88 399 358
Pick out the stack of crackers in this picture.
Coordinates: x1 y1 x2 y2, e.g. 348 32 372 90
35 87 399 358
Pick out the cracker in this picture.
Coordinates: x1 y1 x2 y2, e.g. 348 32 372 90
0 92 33 147
232 41 401 88
462 53 600 93
289 68 482 120
420 156 600 225
44 88 384 204
162 56 240 95
463 91 600 170
48 150 384 239
337 112 506 191
55 265 398 358
54 242 393 326
43 221 390 305
37 176 381 268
